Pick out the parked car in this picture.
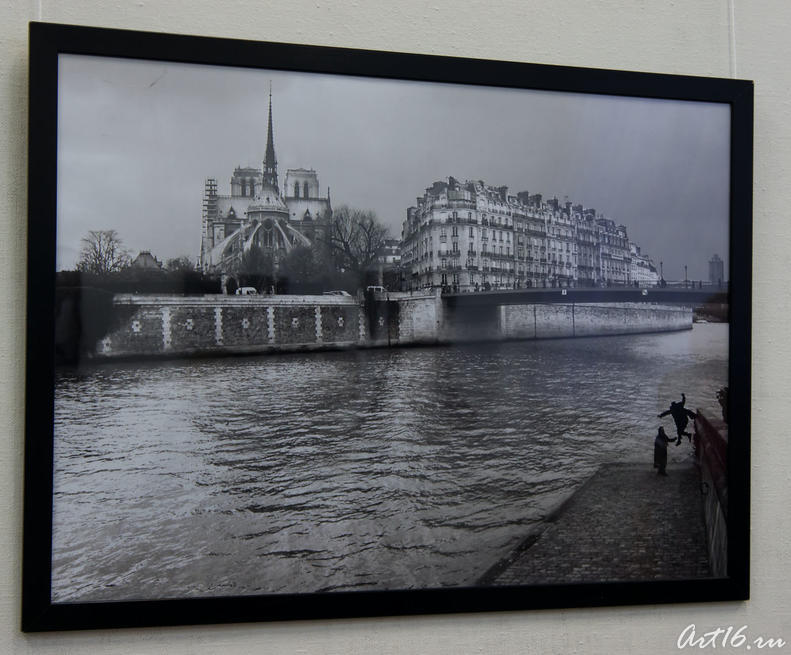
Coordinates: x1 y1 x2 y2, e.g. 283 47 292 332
322 290 351 296
235 287 258 295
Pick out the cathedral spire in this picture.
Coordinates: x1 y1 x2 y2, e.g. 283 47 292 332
262 82 279 192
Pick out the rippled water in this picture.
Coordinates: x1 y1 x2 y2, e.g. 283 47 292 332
51 324 728 602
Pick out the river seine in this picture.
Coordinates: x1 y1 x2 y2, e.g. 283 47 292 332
51 324 728 602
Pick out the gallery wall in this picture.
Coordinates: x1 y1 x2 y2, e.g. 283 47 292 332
1 1 789 653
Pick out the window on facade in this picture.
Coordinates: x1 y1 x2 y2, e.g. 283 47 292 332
469 226 474 238
452 241 459 253
294 182 300 198
303 181 309 198
452 226 458 237
442 258 447 269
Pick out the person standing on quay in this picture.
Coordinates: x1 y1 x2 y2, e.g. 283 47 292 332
653 426 672 476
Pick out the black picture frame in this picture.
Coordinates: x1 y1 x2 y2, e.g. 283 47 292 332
23 21 753 632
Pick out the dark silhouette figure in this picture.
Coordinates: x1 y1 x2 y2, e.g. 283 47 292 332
658 393 697 446
717 386 728 424
653 426 672 476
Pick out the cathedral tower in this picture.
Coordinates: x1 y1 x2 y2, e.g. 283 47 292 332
262 85 279 192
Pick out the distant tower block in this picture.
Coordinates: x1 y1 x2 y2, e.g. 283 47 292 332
708 254 724 286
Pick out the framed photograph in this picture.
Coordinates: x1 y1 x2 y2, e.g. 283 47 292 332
23 22 752 631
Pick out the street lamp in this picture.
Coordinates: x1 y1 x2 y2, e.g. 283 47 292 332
684 264 688 289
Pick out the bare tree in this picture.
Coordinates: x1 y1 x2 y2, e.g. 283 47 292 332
234 245 276 291
76 230 130 275
325 205 389 279
165 256 195 272
279 245 320 285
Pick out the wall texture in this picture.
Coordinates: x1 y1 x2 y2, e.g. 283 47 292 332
88 295 689 359
2 1 789 653
96 295 363 358
501 303 690 340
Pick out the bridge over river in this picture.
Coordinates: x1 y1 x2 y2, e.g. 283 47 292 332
441 286 728 308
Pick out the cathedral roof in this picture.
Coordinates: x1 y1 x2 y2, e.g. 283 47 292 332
246 183 288 215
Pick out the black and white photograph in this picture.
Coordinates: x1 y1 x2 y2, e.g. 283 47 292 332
23 24 751 630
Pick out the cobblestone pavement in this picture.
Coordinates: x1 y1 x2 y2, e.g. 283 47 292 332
486 462 711 585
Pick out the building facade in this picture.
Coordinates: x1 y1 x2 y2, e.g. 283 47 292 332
401 177 658 292
199 92 332 273
630 243 660 287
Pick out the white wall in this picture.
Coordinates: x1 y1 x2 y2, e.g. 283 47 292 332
2 1 789 652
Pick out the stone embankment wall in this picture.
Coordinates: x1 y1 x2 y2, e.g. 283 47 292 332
96 294 364 359
694 412 729 578
88 291 691 360
496 302 691 340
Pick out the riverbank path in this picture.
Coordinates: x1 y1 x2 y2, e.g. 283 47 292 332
483 461 711 585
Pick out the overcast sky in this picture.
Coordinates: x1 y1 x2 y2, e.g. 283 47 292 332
57 54 731 281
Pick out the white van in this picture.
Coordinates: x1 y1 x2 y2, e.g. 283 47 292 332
235 287 258 295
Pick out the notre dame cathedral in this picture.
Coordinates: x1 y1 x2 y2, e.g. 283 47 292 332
199 90 332 273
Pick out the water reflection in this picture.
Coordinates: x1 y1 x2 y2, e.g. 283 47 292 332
52 324 728 602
